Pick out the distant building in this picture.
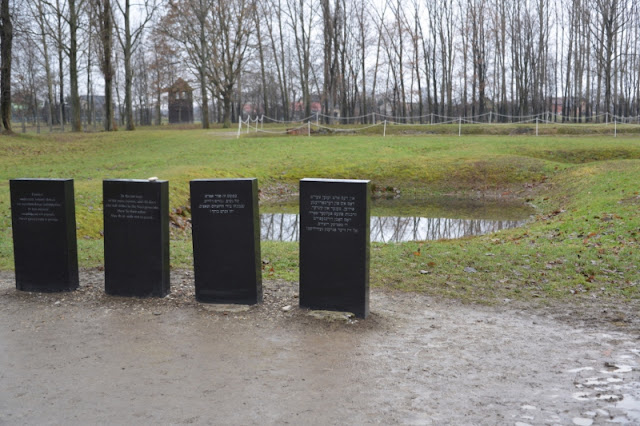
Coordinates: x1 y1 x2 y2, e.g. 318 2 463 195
167 78 194 124
551 97 587 117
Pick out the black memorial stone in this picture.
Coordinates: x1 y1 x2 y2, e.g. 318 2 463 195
190 179 262 304
10 179 79 292
103 179 170 297
299 178 370 318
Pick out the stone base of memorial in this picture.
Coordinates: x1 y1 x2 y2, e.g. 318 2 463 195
190 179 262 304
103 179 170 297
299 178 370 318
10 179 79 292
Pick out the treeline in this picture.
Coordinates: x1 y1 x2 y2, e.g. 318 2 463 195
3 0 640 132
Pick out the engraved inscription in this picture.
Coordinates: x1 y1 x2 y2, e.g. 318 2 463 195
105 193 159 221
198 193 246 215
16 192 62 223
306 194 358 233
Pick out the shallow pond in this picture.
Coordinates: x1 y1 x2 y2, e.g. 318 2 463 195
261 196 533 242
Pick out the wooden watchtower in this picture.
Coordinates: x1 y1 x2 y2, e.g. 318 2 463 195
167 78 194 124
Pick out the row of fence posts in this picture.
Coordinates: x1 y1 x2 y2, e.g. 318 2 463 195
13 110 639 136
379 116 619 138
237 114 625 139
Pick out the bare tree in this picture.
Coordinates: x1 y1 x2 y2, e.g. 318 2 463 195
206 0 254 127
261 0 291 120
112 0 157 130
1 0 13 132
163 0 210 128
67 0 83 131
43 0 85 131
353 0 370 121
29 0 55 131
468 0 488 117
589 0 628 118
148 25 176 125
382 0 407 120
90 0 115 130
288 0 314 120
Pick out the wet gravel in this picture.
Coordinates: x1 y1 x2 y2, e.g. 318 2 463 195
1 269 639 425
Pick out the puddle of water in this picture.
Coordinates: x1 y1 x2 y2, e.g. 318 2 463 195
264 195 535 220
261 213 526 242
370 195 534 221
602 365 634 374
261 195 533 242
616 394 640 423
568 367 595 374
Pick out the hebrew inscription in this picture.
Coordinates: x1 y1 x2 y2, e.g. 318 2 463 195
305 194 359 233
197 193 246 215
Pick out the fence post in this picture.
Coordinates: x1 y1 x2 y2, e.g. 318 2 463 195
383 120 387 137
535 117 539 136
237 118 242 139
614 119 617 138
308 121 311 137
458 116 462 137
489 111 492 123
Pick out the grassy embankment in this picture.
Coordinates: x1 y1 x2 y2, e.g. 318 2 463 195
1 128 638 303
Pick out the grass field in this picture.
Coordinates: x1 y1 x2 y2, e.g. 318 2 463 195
1 128 639 303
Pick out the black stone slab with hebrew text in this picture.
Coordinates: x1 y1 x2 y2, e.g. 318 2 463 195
190 179 262 304
10 179 79 292
299 178 370 318
103 179 170 297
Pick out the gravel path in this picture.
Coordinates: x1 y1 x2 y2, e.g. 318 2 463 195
1 269 639 425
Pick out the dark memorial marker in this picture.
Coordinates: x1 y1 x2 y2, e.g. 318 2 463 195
10 179 79 292
103 179 170 297
299 178 370 318
190 179 262 304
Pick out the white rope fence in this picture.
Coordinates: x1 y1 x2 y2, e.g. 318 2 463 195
236 112 640 138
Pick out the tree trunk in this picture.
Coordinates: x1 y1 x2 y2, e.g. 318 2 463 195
0 0 12 133
200 68 209 128
56 0 65 129
199 10 209 129
69 0 81 132
35 0 54 131
222 92 232 128
255 10 268 117
102 0 114 131
123 0 135 130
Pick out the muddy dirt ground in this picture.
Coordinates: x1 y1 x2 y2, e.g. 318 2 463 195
1 269 639 425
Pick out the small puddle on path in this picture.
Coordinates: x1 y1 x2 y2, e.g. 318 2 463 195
262 196 533 242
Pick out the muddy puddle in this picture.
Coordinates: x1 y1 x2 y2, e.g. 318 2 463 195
262 195 533 242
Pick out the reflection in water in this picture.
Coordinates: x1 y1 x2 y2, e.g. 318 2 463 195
261 213 525 242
